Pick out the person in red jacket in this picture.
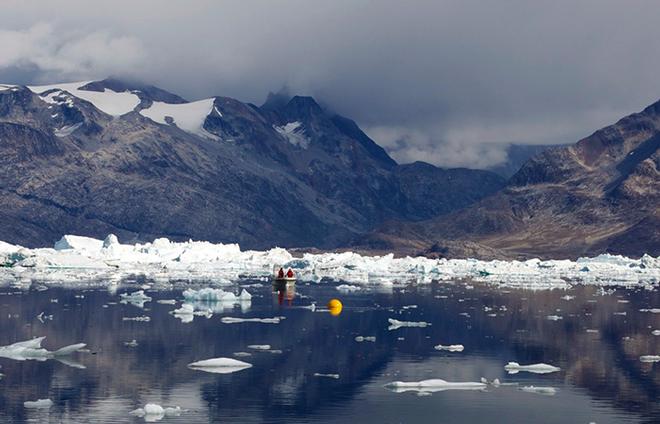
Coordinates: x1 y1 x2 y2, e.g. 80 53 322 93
286 268 294 278
277 268 284 279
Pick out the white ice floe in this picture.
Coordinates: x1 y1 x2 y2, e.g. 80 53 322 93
120 290 152 308
247 344 271 350
639 355 660 363
520 386 557 396
504 362 560 374
182 288 251 303
221 317 280 324
336 284 362 292
355 336 376 342
122 316 151 322
385 379 487 393
273 121 309 148
139 98 216 139
313 373 339 379
0 337 85 361
24 399 53 409
640 308 660 313
652 330 660 336
387 318 431 330
188 357 252 374
129 403 182 421
29 81 140 116
434 344 464 352
546 315 563 321
1 235 658 289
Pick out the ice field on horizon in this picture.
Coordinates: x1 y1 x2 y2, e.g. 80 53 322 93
0 234 658 290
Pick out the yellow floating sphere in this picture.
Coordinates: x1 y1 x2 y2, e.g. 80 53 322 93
327 299 342 309
327 298 343 316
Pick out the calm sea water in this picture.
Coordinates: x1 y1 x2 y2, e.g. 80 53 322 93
0 279 658 423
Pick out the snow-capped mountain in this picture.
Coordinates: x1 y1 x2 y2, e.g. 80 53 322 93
0 79 504 249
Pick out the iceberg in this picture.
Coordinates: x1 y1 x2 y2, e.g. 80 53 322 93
0 337 85 362
120 290 152 308
385 379 487 393
0 235 658 290
504 362 561 374
188 357 252 374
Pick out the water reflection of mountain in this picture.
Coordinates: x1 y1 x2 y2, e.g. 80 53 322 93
0 282 657 423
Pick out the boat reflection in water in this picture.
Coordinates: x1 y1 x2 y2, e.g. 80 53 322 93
273 280 296 306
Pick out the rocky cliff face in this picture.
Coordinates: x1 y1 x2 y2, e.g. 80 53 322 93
364 100 660 258
0 80 504 249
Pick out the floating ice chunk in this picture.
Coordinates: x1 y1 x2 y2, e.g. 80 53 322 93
520 386 557 396
387 318 431 330
247 344 271 350
233 352 252 357
640 308 660 313
120 290 152 308
355 336 376 342
652 330 660 336
546 315 563 321
182 288 251 303
122 316 151 322
336 284 361 292
505 362 560 374
385 379 486 393
54 235 103 251
0 337 85 361
221 317 280 324
37 312 53 323
188 357 252 374
157 300 177 305
639 355 660 363
434 344 464 352
129 403 182 421
124 340 138 347
24 399 53 409
313 373 339 379
560 295 575 300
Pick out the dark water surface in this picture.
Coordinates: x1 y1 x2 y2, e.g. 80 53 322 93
0 280 658 423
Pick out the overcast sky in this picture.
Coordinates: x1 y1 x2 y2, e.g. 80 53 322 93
2 0 659 168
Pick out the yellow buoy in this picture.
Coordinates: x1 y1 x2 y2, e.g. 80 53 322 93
327 298 343 316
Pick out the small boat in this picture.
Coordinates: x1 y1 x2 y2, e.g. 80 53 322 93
273 266 296 283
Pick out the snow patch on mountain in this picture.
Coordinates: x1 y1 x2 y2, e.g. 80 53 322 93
29 81 141 116
139 98 217 139
274 121 309 148
54 123 83 137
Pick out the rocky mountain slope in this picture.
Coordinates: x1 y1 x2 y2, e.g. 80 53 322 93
364 100 660 258
0 79 504 249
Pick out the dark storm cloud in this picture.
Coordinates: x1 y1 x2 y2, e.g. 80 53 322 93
2 0 659 168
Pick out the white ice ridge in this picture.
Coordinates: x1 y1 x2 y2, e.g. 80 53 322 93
504 362 561 374
188 357 252 374
0 234 659 289
139 98 216 139
385 379 487 393
28 81 141 116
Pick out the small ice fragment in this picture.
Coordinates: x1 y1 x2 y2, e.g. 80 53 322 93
560 295 575 300
504 362 560 374
120 290 152 308
639 355 660 363
355 336 376 342
24 399 53 409
492 378 501 386
385 379 486 393
640 308 660 313
124 340 138 347
157 300 177 305
434 344 464 352
520 386 557 396
130 403 182 420
188 357 252 374
313 373 339 379
220 317 280 324
122 316 150 322
247 345 271 350
652 330 660 336
336 284 361 292
233 352 252 357
546 315 563 321
387 318 431 330
401 305 418 310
